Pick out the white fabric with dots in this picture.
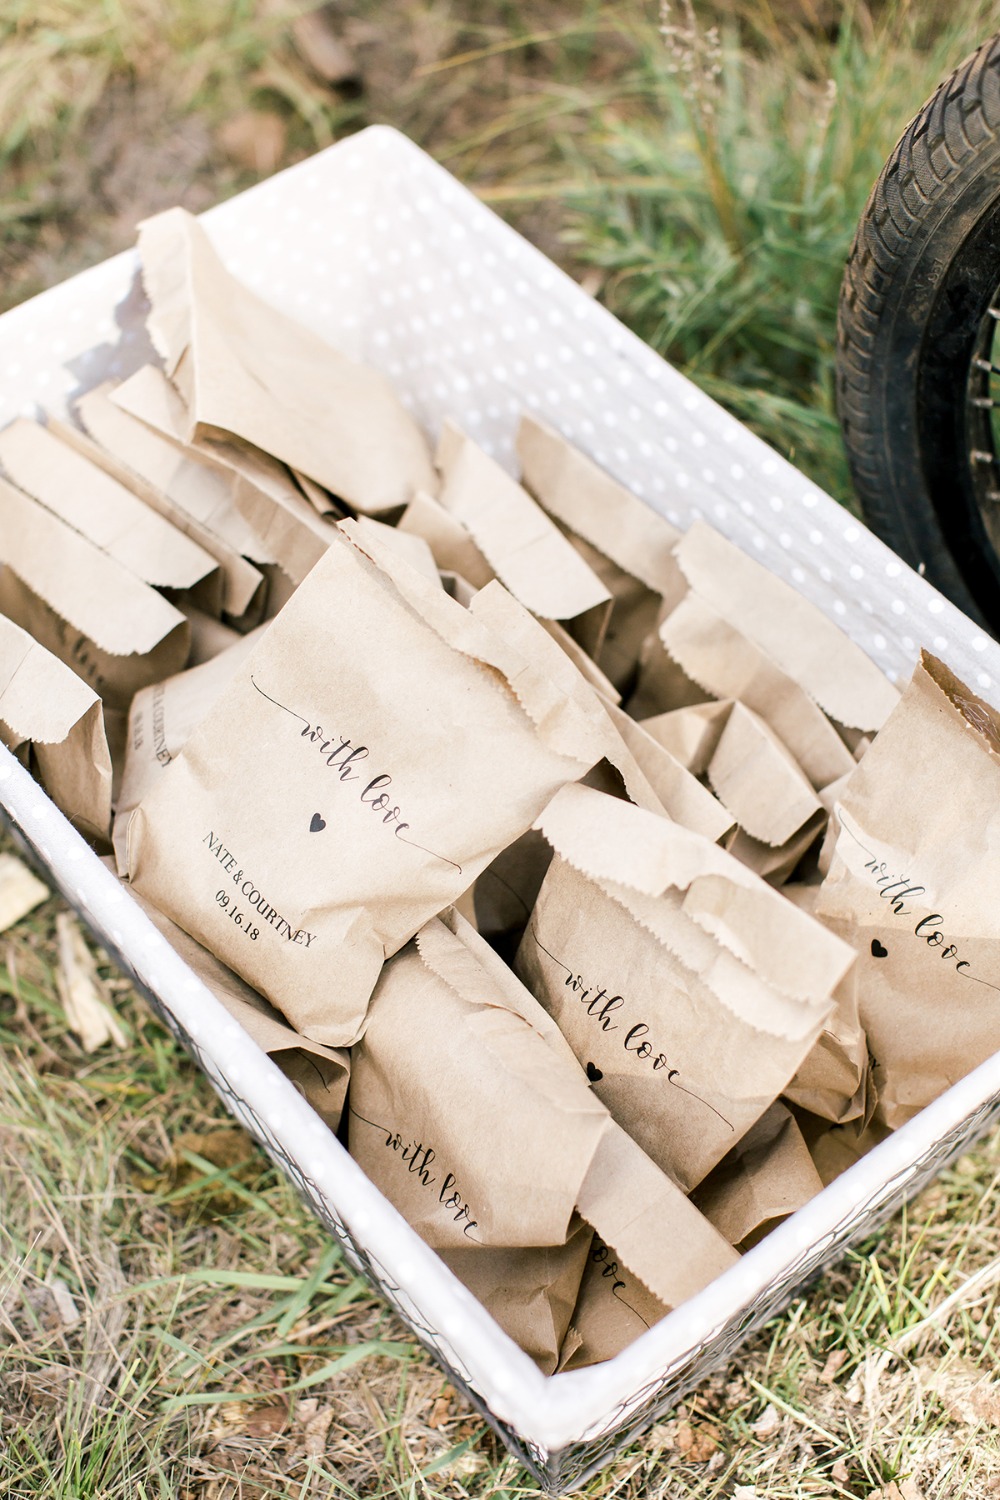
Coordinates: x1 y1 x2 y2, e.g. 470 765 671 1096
2 125 1000 1455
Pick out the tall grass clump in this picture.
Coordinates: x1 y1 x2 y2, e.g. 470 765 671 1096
559 0 1000 505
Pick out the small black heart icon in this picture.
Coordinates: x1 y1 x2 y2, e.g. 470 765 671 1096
309 813 326 833
871 939 888 959
586 1061 603 1083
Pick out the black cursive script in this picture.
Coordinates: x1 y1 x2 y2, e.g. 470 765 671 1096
349 1108 481 1240
839 813 1000 992
530 929 734 1129
250 677 461 872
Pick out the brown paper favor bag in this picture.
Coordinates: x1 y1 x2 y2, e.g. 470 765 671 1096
782 882 870 1124
691 1102 824 1250
516 415 685 689
436 422 612 657
0 478 190 708
516 784 853 1190
397 491 496 591
105 365 352 589
594 698 734 845
120 873 348 1131
126 522 603 1045
671 523 900 734
138 207 435 512
178 606 242 666
637 700 826 882
0 418 221 606
707 703 826 885
557 1237 669 1371
349 517 440 588
799 1111 891 1187
466 579 686 822
0 615 112 843
653 593 859 788
816 650 1000 1128
638 700 733 775
349 911 737 1370
76 379 267 618
114 627 266 866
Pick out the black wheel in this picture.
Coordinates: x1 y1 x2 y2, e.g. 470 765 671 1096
837 32 1000 633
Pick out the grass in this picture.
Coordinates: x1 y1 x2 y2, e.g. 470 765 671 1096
4 2 1000 1496
3 860 1000 1499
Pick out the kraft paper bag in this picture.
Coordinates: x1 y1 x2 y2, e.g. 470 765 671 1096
803 1113 892 1187
647 594 858 788
515 784 853 1191
178 606 242 667
98 366 321 610
114 626 266 866
516 415 685 690
0 615 113 844
125 522 603 1046
349 911 737 1370
466 579 687 822
594 697 734 844
0 418 221 608
436 422 612 658
816 650 1000 1129
119 872 348 1132
0 478 190 709
76 378 267 618
669 523 900 735
781 882 871 1124
691 1102 824 1250
557 1237 670 1371
634 699 826 881
397 491 496 591
637 699 733 775
138 207 435 513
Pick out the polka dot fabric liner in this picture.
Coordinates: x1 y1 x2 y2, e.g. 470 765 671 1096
4 127 1000 1478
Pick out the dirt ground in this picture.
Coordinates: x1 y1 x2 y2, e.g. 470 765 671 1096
2 1 636 313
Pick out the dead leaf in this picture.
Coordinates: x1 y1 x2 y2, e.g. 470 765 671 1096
428 1385 457 1429
750 1402 780 1438
866 1481 924 1500
217 111 287 175
296 1399 333 1458
47 1278 80 1330
921 1357 1000 1426
0 854 48 932
675 1421 719 1461
733 1487 758 1500
55 912 126 1052
831 1458 850 1484
821 1348 849 1383
242 1403 288 1440
290 6 359 84
171 1129 251 1173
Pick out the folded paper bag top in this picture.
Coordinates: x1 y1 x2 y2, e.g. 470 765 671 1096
515 414 685 690
125 523 604 1046
0 418 222 602
817 649 1000 1129
0 613 113 844
138 207 436 513
0 477 190 709
349 910 737 1370
516 784 854 1190
670 522 900 735
435 421 612 656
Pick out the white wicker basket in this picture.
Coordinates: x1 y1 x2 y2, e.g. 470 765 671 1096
3 126 1000 1493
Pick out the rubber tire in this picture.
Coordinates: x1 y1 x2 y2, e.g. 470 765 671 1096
836 31 1000 632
